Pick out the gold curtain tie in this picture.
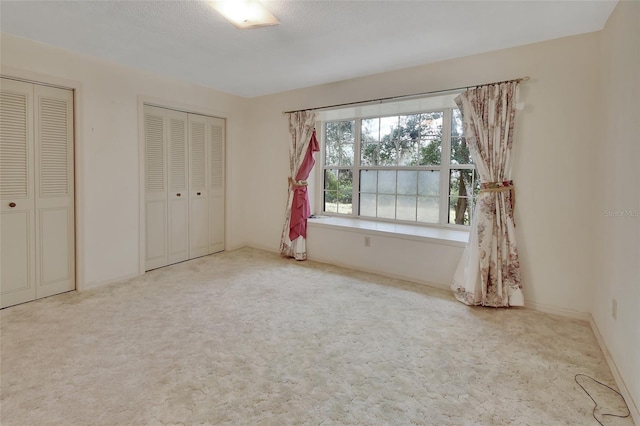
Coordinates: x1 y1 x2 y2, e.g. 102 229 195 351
288 177 308 187
480 180 516 212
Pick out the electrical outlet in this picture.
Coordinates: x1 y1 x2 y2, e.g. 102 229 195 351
364 236 371 247
612 299 617 320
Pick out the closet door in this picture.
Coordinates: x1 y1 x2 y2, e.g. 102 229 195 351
144 105 168 270
208 117 225 254
34 84 75 299
188 114 209 258
167 109 189 264
0 79 36 308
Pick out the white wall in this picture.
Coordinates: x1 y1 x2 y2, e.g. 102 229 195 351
0 33 250 288
593 0 640 419
307 224 465 289
246 33 601 318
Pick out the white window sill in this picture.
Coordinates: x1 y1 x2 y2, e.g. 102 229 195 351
307 216 469 247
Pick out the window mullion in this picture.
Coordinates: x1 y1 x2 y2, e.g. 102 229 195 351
352 119 361 217
440 108 452 225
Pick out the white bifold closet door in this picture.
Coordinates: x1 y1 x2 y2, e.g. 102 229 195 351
0 78 75 309
144 105 225 271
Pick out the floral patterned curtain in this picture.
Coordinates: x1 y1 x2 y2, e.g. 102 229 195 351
280 111 318 260
451 82 524 307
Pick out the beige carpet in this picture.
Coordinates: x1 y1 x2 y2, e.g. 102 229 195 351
0 248 633 425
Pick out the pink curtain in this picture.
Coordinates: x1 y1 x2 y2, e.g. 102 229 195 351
289 131 319 242
451 82 524 307
280 111 318 260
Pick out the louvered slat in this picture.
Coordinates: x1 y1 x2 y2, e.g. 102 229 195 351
0 91 28 198
190 121 205 190
210 125 223 189
39 97 69 196
145 114 165 192
170 118 186 192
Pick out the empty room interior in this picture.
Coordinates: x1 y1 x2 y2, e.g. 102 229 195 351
0 1 638 425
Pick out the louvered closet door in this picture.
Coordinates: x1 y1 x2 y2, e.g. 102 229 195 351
34 84 75 299
208 117 225 254
0 79 36 308
167 109 189 264
144 105 168 270
188 114 209 258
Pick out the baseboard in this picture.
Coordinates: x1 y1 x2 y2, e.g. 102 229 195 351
306 253 451 292
80 272 140 291
245 243 281 255
589 315 640 425
525 300 590 321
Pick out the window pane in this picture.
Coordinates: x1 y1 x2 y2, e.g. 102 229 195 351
459 169 473 197
360 170 377 193
340 142 354 166
397 195 417 221
377 194 396 219
451 109 472 165
379 116 398 166
398 139 419 166
361 143 379 166
337 169 353 214
325 138 339 166
449 196 471 225
397 115 420 166
359 193 376 217
324 169 338 191
326 121 354 166
451 136 472 165
472 170 480 197
324 192 337 213
451 109 463 137
417 196 439 223
449 169 475 225
449 169 460 196
378 170 396 194
362 118 380 143
418 171 439 197
397 170 417 195
421 111 443 139
449 169 475 197
420 111 443 167
418 138 441 166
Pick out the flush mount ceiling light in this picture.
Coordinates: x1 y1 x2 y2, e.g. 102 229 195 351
211 0 280 29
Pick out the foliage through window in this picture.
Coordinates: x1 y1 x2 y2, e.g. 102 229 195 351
322 107 477 226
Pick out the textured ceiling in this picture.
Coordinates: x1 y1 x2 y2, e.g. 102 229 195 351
0 0 616 98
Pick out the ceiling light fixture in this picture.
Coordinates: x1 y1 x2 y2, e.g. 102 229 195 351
211 0 280 29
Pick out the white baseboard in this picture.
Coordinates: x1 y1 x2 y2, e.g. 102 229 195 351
525 300 590 321
306 252 450 292
589 315 640 425
80 272 140 291
245 243 280 254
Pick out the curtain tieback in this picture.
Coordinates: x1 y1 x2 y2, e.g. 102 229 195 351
288 177 308 187
480 180 516 212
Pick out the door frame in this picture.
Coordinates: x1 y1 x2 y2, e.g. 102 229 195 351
0 67 83 291
137 95 229 276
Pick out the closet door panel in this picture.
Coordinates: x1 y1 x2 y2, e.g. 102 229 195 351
39 208 71 285
34 85 75 298
208 117 225 254
188 115 209 258
167 110 189 264
0 79 36 308
144 105 168 270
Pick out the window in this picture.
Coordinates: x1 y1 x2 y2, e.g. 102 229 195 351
322 106 477 226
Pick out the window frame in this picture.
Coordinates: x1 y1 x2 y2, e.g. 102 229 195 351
317 106 476 229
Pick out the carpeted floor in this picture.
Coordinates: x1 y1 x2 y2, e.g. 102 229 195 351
0 248 633 425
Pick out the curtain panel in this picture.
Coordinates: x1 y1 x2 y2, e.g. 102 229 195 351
452 82 524 307
280 111 319 260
